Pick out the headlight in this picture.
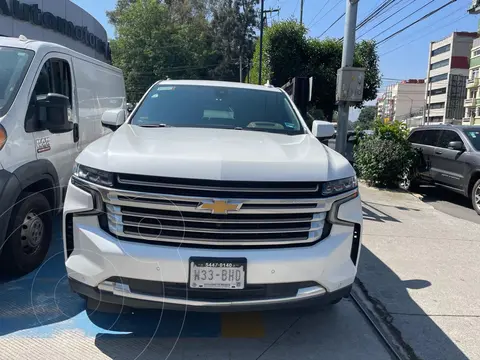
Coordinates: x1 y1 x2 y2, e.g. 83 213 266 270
73 163 113 187
322 176 358 196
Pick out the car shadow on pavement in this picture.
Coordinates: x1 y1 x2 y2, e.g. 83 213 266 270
362 202 401 223
358 246 469 360
0 216 85 337
415 185 473 209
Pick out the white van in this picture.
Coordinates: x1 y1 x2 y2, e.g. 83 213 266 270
0 36 126 274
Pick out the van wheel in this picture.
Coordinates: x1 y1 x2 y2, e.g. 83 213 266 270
472 179 480 215
0 192 52 275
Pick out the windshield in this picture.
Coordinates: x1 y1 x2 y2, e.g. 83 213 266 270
130 84 305 135
464 129 480 151
0 47 35 117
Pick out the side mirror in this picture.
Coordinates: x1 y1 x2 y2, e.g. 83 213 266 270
126 103 134 113
312 120 335 139
102 109 126 130
447 141 464 151
37 93 72 133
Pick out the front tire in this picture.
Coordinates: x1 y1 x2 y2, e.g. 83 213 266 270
399 172 419 192
0 192 52 275
471 179 480 215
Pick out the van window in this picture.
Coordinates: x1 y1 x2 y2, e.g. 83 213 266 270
26 58 73 132
0 47 34 117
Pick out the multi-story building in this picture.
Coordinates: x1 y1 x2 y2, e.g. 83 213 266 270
424 32 477 124
463 37 480 125
378 80 426 122
376 96 385 119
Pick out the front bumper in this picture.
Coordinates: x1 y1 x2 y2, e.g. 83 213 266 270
69 277 352 312
63 181 363 311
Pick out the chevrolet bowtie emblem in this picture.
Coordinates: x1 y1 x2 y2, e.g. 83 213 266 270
197 200 243 214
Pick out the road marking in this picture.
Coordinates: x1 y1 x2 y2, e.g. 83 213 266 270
221 312 264 338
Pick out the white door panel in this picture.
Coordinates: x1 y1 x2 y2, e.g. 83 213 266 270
30 53 79 192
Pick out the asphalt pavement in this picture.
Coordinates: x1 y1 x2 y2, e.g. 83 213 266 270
410 185 480 225
359 184 480 360
0 217 394 360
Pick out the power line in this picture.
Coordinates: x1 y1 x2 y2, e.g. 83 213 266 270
376 0 458 46
357 0 416 40
371 0 436 41
377 2 466 47
309 0 343 29
292 0 300 17
317 12 345 38
339 0 397 42
307 0 331 27
357 0 396 31
380 12 469 56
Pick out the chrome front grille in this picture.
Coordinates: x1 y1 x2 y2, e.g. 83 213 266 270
101 176 330 246
114 174 321 199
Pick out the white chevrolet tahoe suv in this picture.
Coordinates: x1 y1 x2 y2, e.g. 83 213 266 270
63 80 363 312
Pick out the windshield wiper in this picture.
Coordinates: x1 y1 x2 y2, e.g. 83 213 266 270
137 123 172 128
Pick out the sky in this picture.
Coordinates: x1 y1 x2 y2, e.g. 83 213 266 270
72 0 479 119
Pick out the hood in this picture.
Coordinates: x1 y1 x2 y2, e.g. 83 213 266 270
76 125 354 182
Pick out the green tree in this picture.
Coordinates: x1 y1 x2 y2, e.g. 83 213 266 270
356 106 377 131
247 21 381 120
209 0 259 81
108 0 215 101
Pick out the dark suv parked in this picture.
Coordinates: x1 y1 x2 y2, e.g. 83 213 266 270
406 125 480 215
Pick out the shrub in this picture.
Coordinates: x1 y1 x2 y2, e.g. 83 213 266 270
354 120 419 187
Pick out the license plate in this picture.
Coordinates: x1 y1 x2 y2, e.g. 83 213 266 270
189 258 246 290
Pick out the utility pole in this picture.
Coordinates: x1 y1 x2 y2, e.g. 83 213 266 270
300 0 304 25
258 4 280 85
335 0 363 156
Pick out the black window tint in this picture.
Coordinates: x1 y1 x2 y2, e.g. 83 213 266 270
428 102 445 109
34 62 52 96
437 130 463 148
408 131 423 143
430 59 449 70
50 59 72 102
464 129 480 151
431 44 451 56
429 73 448 83
130 85 304 135
26 58 72 132
428 87 446 96
421 130 442 146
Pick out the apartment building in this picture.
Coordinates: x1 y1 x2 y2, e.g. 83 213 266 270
377 80 426 122
463 37 480 125
424 32 477 124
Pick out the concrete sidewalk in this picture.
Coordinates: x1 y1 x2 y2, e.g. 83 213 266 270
357 183 480 360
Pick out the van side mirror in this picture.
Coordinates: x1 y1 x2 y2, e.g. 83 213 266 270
447 141 464 151
312 120 335 140
126 103 134 113
102 109 126 130
36 93 72 133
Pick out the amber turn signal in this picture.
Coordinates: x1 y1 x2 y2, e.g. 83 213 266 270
0 125 7 151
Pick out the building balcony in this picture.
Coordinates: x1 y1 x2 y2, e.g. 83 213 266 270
466 77 480 89
464 98 477 107
463 117 474 125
